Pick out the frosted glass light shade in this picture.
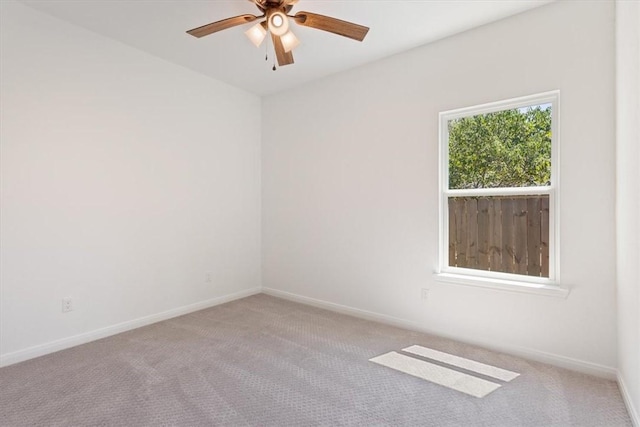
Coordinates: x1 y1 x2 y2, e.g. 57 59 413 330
280 30 300 53
268 11 289 36
245 23 267 47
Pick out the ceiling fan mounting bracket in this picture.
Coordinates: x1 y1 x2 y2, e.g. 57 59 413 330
253 0 291 14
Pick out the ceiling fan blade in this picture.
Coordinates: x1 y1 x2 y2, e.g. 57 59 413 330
293 11 369 42
271 33 294 67
187 14 259 38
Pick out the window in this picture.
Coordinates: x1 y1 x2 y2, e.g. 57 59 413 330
438 92 561 292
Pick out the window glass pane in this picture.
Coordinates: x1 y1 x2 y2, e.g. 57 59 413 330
448 104 552 189
448 195 549 278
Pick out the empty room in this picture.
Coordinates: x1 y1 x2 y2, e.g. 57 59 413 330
1 0 639 425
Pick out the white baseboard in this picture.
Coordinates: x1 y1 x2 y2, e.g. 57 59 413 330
263 287 427 330
0 287 261 368
618 372 640 427
261 287 617 380
2 285 621 383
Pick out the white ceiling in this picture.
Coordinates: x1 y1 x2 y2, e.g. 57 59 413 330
20 0 552 96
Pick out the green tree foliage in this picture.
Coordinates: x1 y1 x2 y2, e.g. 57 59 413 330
448 106 552 189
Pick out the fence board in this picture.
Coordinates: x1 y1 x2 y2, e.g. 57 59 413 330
488 198 502 269
527 198 542 276
513 198 528 275
477 198 490 271
501 199 515 273
449 198 456 267
540 197 550 277
454 198 468 268
466 198 478 269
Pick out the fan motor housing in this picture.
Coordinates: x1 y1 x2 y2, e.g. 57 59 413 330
255 0 290 14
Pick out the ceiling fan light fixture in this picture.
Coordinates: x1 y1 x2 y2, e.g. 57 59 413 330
280 30 300 53
245 22 267 47
268 10 289 36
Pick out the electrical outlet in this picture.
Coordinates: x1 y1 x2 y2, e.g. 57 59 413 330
421 288 429 301
62 297 73 313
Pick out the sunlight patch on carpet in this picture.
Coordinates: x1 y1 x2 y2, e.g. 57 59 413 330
402 345 520 382
369 351 501 398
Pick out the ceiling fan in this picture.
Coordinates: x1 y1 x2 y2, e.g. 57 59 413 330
186 0 370 68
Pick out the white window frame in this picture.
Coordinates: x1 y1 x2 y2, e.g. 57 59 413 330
436 91 568 297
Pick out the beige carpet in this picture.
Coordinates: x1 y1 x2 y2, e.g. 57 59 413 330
0 294 632 426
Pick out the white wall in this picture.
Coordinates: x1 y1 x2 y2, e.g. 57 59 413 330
263 0 617 374
0 1 262 363
616 0 640 422
1 0 628 392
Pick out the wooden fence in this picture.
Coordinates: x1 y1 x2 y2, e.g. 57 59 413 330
448 195 549 277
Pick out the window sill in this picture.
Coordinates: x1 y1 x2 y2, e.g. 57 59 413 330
433 272 570 298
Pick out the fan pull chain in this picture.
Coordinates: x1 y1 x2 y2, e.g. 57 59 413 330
264 31 276 71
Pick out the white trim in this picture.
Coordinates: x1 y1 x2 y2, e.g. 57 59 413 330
433 272 569 298
441 90 560 120
445 186 551 198
618 371 640 427
440 263 556 287
263 287 424 330
438 91 561 288
262 287 615 380
0 287 261 368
